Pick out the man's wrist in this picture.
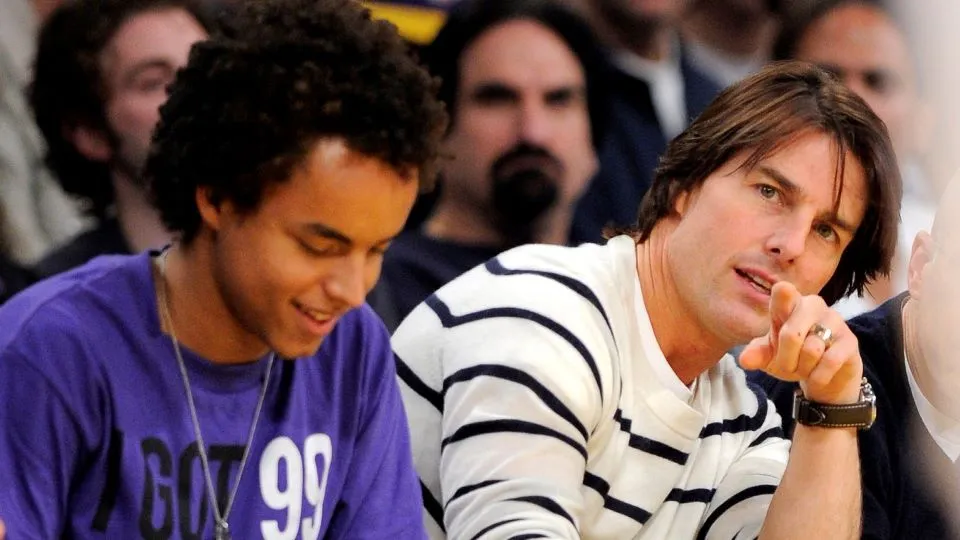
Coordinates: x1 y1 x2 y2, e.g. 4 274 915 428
793 378 876 430
797 377 862 405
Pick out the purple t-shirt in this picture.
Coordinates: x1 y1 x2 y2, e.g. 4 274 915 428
0 253 426 539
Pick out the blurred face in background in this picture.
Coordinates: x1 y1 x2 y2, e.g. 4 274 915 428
793 3 926 160
440 19 597 240
97 8 208 182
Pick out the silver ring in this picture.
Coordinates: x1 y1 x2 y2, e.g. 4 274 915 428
809 323 835 348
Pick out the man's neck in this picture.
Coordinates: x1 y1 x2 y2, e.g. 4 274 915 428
424 198 570 247
113 172 172 253
158 240 270 364
635 225 729 385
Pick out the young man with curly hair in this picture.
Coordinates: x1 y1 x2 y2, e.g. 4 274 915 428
0 0 447 537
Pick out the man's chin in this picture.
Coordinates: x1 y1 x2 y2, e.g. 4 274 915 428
273 337 326 361
727 313 770 346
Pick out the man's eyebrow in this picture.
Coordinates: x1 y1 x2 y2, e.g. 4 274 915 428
121 59 174 86
302 223 400 246
544 84 585 102
757 165 802 199
303 223 353 246
471 82 519 100
825 212 857 236
757 165 857 235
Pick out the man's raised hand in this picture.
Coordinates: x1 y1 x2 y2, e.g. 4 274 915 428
740 281 862 404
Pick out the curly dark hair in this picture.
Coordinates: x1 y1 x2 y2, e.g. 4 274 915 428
628 61 901 305
29 0 216 220
146 0 448 244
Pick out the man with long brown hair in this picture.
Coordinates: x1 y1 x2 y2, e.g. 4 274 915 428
395 60 901 538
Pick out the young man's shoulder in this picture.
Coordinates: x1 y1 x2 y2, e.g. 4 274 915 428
0 252 151 348
0 253 154 423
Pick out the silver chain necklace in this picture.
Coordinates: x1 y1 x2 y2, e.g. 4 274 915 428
156 252 275 540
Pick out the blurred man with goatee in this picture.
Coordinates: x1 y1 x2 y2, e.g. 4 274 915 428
369 0 607 330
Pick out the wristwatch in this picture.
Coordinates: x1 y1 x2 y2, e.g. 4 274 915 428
792 377 877 430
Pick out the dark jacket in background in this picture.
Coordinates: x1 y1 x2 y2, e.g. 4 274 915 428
34 217 129 279
0 253 33 304
368 231 502 332
572 53 720 243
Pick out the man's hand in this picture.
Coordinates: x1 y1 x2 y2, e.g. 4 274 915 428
740 281 862 404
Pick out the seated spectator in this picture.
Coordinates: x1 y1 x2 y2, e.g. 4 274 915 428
369 0 606 330
29 0 211 278
0 0 86 266
394 61 900 538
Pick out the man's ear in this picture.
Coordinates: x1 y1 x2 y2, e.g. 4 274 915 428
907 230 934 300
195 186 223 232
66 124 112 162
673 186 695 216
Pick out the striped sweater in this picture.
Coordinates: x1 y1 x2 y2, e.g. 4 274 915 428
393 235 789 539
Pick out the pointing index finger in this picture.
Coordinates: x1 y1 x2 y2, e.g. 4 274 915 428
769 281 800 342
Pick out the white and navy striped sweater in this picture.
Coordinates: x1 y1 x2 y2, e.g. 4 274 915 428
393 235 789 539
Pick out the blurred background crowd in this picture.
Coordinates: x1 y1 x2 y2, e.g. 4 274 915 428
0 0 956 316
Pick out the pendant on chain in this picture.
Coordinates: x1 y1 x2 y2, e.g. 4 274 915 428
215 521 231 540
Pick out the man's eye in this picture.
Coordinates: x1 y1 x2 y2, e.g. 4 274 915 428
815 223 837 241
136 77 169 93
864 71 894 94
300 240 336 257
757 184 779 199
